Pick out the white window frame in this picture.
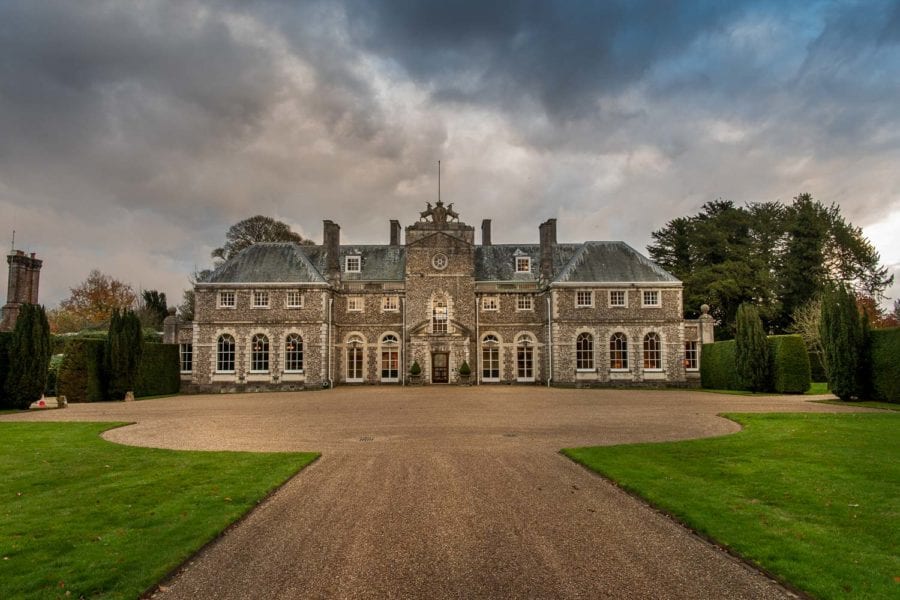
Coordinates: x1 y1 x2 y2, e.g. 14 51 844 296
608 290 627 308
481 334 501 382
218 290 236 309
642 289 661 308
347 296 364 312
643 332 662 371
515 256 531 273
250 333 270 373
576 333 594 371
252 290 270 309
382 295 399 312
216 334 236 373
684 341 699 371
179 343 193 374
284 333 304 373
380 334 400 382
516 295 533 311
575 290 594 308
285 290 303 308
481 295 500 311
516 336 535 382
345 256 361 273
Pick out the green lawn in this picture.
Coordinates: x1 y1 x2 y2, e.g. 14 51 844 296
0 422 318 599
814 399 900 411
563 413 900 599
805 382 829 395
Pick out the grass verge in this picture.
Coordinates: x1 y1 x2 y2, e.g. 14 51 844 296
563 413 899 599
805 382 829 395
813 399 900 411
0 422 318 599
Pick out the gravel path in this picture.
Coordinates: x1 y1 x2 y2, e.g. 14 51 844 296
4 387 867 599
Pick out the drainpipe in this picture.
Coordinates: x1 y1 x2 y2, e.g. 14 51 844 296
547 294 553 388
402 295 406 386
475 293 480 386
327 296 334 389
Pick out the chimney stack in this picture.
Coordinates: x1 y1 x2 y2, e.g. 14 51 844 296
390 220 401 245
323 220 341 285
539 218 557 281
1 249 43 331
481 219 492 246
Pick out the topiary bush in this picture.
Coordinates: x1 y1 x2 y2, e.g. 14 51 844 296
700 340 741 390
409 360 422 376
135 344 180 397
3 304 52 409
458 360 471 376
735 303 770 391
870 328 900 403
57 338 107 403
767 335 811 394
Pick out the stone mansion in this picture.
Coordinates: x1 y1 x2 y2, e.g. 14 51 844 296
169 201 714 389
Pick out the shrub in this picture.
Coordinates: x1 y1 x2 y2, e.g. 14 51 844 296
409 361 422 376
57 338 107 402
820 283 863 400
45 354 65 397
458 360 471 376
3 304 52 409
767 335 811 394
0 331 11 405
870 328 900 402
735 303 770 391
135 344 180 397
106 309 144 399
700 340 741 390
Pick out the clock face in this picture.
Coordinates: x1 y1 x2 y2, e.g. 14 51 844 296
432 253 449 270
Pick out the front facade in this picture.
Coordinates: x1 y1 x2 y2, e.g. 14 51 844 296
171 202 714 390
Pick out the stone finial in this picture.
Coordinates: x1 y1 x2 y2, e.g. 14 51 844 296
700 303 710 315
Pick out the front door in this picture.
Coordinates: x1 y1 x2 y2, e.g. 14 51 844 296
432 352 449 383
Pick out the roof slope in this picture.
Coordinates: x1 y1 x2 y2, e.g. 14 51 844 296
554 242 679 284
206 243 326 284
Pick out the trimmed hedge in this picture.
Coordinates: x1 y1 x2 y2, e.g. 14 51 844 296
57 339 107 403
700 340 740 390
871 328 900 402
767 335 811 394
0 331 11 404
135 344 180 397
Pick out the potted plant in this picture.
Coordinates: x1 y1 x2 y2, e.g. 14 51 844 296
457 360 472 385
408 360 423 385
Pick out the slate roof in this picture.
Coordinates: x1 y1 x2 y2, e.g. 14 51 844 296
206 243 326 284
205 240 678 285
553 242 680 284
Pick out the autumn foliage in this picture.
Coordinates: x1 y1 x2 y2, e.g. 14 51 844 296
49 270 136 333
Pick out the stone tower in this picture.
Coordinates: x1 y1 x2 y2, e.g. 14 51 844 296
1 250 43 331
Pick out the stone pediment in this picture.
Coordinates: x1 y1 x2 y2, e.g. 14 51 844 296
405 229 473 249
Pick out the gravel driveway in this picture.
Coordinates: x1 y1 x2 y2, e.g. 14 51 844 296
4 387 862 599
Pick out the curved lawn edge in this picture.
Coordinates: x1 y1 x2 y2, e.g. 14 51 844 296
0 422 320 600
141 453 320 599
561 412 900 600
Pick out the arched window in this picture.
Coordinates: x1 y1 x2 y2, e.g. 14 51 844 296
609 333 628 370
516 335 534 382
285 334 303 372
482 334 500 381
576 333 594 370
251 334 269 372
347 335 364 382
432 298 448 334
217 334 235 372
643 332 661 370
381 334 399 382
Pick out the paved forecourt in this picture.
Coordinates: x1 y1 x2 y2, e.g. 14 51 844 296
4 387 865 599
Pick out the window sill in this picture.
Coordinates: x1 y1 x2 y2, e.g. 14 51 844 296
609 368 630 373
576 369 596 373
643 368 663 372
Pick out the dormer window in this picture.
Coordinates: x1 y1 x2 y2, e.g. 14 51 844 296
345 256 361 273
515 257 531 273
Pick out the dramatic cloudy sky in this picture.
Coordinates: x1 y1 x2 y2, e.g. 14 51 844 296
2 0 899 308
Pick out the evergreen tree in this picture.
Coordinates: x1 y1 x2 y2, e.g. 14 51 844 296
819 283 863 400
3 304 52 409
106 309 144 399
735 303 770 391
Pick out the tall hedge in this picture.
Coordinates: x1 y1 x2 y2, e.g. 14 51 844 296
106 309 144 399
820 283 863 400
57 338 107 403
700 340 740 390
871 328 900 402
135 344 180 397
0 331 12 405
767 335 811 394
735 303 770 391
3 304 52 409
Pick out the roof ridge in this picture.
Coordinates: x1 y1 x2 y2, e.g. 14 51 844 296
553 243 588 283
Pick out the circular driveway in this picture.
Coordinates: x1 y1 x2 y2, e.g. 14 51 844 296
4 387 861 599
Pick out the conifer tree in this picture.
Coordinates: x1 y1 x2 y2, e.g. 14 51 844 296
819 283 863 400
106 309 144 399
735 302 770 391
3 304 52 409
